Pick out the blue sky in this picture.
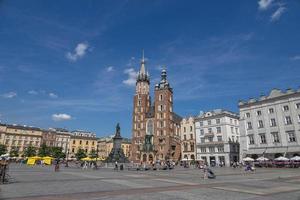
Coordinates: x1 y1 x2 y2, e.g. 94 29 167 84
0 0 300 138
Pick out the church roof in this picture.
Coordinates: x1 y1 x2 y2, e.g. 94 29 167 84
145 105 155 118
172 112 182 123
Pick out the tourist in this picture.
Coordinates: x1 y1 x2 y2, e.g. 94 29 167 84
114 161 118 170
54 159 60 172
203 164 208 179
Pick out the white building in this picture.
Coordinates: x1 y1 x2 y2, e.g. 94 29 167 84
239 88 300 159
49 128 71 154
71 130 96 138
180 116 196 161
195 109 240 167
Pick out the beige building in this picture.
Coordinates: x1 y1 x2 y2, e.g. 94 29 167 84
69 133 97 158
0 123 43 156
181 116 196 161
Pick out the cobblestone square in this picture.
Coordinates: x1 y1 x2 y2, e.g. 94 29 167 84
1 164 300 200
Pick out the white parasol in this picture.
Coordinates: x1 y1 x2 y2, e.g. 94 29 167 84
274 156 289 161
290 156 300 161
256 156 269 161
243 157 254 161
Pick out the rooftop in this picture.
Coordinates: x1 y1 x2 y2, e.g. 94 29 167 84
239 87 300 107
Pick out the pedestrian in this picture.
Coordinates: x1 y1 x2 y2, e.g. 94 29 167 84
54 159 60 172
114 161 118 170
203 164 208 179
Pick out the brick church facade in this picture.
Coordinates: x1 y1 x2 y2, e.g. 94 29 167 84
130 55 182 163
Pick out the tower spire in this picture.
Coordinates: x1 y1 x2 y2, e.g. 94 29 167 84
136 50 150 83
142 49 145 63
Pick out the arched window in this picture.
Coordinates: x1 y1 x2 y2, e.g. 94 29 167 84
146 120 153 135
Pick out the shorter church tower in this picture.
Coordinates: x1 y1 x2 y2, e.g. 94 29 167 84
154 69 181 161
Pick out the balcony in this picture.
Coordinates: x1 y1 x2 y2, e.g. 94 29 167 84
204 132 214 137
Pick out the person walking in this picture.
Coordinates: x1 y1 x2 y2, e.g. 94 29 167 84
54 159 60 172
203 164 208 179
114 161 118 170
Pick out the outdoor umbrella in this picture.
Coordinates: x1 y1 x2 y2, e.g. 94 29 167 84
0 153 9 158
256 156 269 161
290 156 300 161
242 157 254 162
274 156 289 161
81 157 92 161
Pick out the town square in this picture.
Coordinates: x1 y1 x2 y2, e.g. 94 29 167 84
1 0 300 199
1 164 300 200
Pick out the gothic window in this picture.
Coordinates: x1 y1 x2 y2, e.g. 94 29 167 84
159 94 163 101
146 120 153 135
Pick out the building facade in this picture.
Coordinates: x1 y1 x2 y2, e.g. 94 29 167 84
130 55 182 163
0 124 43 156
69 133 97 158
49 128 71 155
195 110 240 167
41 130 56 147
181 116 196 161
239 88 300 159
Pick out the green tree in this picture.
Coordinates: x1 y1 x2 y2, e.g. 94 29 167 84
89 149 97 158
38 143 50 157
50 147 65 159
0 144 7 155
9 146 19 157
75 148 86 160
23 145 36 157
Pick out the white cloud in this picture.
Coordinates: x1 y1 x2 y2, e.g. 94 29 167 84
52 113 72 121
28 90 38 95
258 0 274 10
290 55 300 61
66 42 89 62
123 68 137 86
1 92 17 98
49 92 58 98
270 6 286 22
106 66 114 72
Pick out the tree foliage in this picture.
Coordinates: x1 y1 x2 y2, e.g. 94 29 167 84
75 148 86 160
23 145 36 157
89 149 97 158
38 143 50 157
0 144 7 156
9 146 19 157
50 147 65 159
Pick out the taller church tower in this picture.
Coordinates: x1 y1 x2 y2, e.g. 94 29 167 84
130 53 151 162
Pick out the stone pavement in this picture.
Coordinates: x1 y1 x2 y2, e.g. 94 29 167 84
1 164 300 200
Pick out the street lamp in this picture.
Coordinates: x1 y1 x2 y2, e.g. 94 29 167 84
65 140 69 167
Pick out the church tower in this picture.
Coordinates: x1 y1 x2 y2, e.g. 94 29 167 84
154 69 181 161
130 52 151 162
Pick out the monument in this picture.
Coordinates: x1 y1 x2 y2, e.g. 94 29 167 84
105 123 129 163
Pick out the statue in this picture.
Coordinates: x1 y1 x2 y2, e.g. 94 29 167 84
116 123 121 137
105 123 129 163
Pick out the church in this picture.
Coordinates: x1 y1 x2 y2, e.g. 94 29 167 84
130 54 182 163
